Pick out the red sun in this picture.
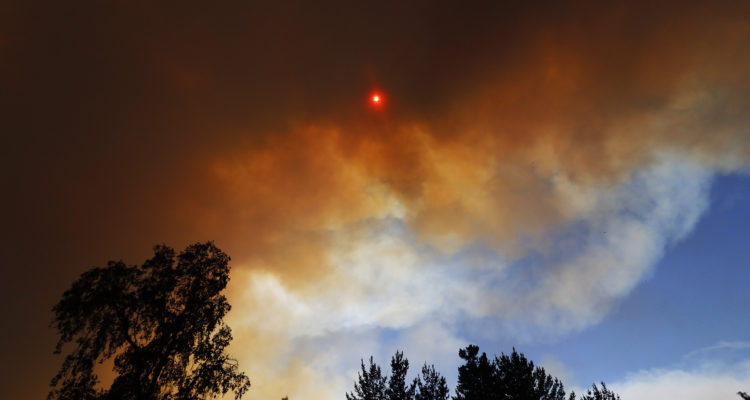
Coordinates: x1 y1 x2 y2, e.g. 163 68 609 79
369 91 384 107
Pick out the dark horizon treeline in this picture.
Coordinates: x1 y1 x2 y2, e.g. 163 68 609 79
344 345 620 400
48 242 622 400
346 351 449 400
47 242 748 400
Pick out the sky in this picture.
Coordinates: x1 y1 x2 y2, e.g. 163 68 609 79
1 1 749 399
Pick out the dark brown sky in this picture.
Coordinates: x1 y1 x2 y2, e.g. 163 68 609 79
3 1 750 398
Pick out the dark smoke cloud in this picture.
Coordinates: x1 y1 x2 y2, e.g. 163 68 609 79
2 1 750 398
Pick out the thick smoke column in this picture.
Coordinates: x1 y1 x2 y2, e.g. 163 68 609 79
2 1 750 398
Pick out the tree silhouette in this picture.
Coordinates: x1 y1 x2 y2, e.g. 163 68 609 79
349 352 452 400
494 348 567 400
387 351 417 400
48 242 250 400
454 345 574 400
738 392 750 400
348 346 619 400
578 383 619 400
454 345 499 400
347 356 387 400
415 364 449 400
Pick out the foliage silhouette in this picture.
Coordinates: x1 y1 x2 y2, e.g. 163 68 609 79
347 356 388 400
48 242 250 400
455 345 568 400
738 392 750 400
493 347 567 400
388 351 417 400
578 383 619 400
347 351 446 400
415 364 449 400
454 345 499 400
348 346 620 400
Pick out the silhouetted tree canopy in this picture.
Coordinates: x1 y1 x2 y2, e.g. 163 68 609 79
348 351 447 400
494 347 567 400
738 391 750 400
348 346 620 400
347 356 387 400
578 383 619 400
455 345 568 400
415 364 449 400
49 242 250 400
454 345 498 400
388 351 417 400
